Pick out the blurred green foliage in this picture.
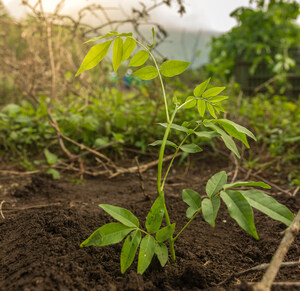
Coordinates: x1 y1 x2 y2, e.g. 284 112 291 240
236 94 300 185
207 0 300 80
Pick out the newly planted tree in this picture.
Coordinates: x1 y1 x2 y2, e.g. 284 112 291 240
77 30 294 274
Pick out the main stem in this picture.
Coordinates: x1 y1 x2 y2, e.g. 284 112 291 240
135 40 177 262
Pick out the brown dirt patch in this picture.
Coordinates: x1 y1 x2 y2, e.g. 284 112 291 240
0 155 299 290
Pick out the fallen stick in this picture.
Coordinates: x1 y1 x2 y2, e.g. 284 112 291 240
4 202 62 212
109 152 182 178
217 261 300 286
0 170 40 176
238 166 293 196
0 200 5 219
254 210 300 291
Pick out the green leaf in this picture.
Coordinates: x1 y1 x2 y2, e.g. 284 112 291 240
122 37 136 62
184 96 197 109
76 40 112 76
149 140 177 148
147 27 156 49
44 149 58 165
209 96 228 102
145 197 164 234
213 103 226 114
202 196 220 227
180 143 202 153
206 171 227 197
160 60 190 77
155 223 175 243
112 37 123 72
220 191 258 239
207 103 217 119
158 123 189 133
129 50 149 67
197 99 206 117
217 119 256 146
194 131 220 139
133 66 158 80
203 87 226 98
84 32 132 43
240 190 294 226
223 181 271 190
99 204 139 227
83 32 117 43
194 78 211 97
182 189 201 218
204 121 240 158
154 242 168 267
45 168 60 179
81 223 134 247
137 235 156 274
121 230 142 273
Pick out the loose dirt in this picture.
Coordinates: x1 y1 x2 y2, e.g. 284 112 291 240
0 154 299 290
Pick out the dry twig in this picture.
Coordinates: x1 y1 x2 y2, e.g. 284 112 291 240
0 200 5 219
217 261 300 286
134 156 149 200
253 210 300 291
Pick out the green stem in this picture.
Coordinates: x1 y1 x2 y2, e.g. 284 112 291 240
135 40 170 123
157 110 176 194
173 207 202 242
161 123 201 190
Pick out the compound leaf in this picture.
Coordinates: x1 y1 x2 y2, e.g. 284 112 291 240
206 171 227 197
137 235 156 274
76 40 112 76
121 230 142 273
122 37 136 62
240 190 294 226
133 66 158 80
99 204 139 227
154 242 168 267
145 196 164 234
129 50 149 67
112 37 123 72
81 223 134 247
220 191 258 239
160 60 190 77
155 223 175 243
194 78 211 97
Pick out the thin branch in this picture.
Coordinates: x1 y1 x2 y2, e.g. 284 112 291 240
254 210 300 291
0 200 5 219
135 156 150 200
109 153 182 178
217 261 300 286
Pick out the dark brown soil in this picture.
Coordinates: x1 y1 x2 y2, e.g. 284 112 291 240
0 155 299 291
